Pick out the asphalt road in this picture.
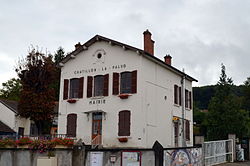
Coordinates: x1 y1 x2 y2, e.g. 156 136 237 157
217 161 250 166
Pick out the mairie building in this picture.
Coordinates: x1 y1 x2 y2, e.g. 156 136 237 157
57 30 197 148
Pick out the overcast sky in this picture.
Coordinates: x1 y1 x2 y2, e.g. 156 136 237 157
1 0 249 87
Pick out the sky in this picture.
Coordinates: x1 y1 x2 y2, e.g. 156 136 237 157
0 0 250 87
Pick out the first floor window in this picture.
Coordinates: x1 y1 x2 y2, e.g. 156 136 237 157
63 77 84 99
121 72 132 93
118 110 131 136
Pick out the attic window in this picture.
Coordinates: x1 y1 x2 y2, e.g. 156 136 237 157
97 53 102 59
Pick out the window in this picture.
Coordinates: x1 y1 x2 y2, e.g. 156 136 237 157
174 85 178 104
121 72 132 94
87 74 109 97
70 78 79 98
118 110 131 136
63 77 84 99
185 89 192 109
94 75 104 96
112 70 137 95
174 85 182 106
67 113 77 137
185 120 190 141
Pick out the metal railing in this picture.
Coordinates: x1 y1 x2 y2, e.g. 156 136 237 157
204 139 233 166
91 135 101 148
0 134 76 140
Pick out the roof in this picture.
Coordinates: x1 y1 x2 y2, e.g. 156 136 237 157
0 121 15 133
59 35 197 82
0 99 18 114
0 99 59 115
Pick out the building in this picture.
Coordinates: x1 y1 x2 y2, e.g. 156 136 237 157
0 99 58 136
0 99 31 136
57 30 197 148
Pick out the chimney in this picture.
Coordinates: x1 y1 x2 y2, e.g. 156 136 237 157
143 29 155 55
164 54 172 65
75 42 81 50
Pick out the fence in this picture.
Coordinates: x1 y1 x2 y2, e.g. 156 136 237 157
204 139 233 166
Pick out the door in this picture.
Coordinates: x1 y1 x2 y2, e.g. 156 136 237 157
174 122 179 147
92 112 102 145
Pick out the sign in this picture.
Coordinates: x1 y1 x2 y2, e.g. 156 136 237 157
122 151 141 166
90 152 103 166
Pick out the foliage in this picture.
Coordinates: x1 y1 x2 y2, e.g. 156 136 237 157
51 138 74 146
207 64 249 140
193 104 208 136
29 139 55 153
0 138 16 147
16 137 32 146
0 78 21 101
242 77 250 112
15 48 56 134
52 47 65 100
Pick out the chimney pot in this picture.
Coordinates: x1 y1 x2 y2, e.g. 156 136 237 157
164 55 172 65
143 29 154 55
75 42 81 50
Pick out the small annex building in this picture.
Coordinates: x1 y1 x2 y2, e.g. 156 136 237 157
57 30 197 148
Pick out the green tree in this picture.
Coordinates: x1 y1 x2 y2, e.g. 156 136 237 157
16 48 56 134
52 47 65 100
207 64 249 140
0 78 21 101
242 77 250 112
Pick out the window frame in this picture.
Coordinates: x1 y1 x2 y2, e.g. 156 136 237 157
69 78 80 99
118 110 131 136
120 72 132 94
94 75 104 97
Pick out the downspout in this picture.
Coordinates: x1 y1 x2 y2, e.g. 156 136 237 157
181 70 186 147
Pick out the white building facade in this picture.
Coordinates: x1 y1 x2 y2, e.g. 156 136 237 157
57 30 197 148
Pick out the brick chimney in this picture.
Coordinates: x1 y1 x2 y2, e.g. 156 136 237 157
143 30 154 55
164 55 172 65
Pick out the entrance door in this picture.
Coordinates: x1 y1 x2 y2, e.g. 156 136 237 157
92 112 102 145
174 122 179 147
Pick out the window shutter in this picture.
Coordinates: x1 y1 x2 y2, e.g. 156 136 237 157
87 76 93 98
185 89 188 108
118 110 131 136
179 87 182 106
66 113 77 137
185 120 190 140
63 79 69 100
78 77 84 98
113 73 119 95
103 74 109 96
189 91 192 109
174 85 178 104
131 70 137 93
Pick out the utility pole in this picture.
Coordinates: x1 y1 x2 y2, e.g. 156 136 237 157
181 69 186 147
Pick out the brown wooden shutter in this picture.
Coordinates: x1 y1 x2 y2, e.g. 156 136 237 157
189 91 192 109
78 77 84 98
131 70 137 93
66 113 77 137
118 110 131 136
185 120 190 140
87 76 93 98
113 73 119 95
179 86 182 106
174 85 178 104
103 74 109 96
63 79 69 100
185 89 188 108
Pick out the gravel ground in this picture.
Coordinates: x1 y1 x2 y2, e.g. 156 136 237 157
217 161 250 166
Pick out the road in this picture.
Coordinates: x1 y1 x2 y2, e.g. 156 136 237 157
217 161 250 166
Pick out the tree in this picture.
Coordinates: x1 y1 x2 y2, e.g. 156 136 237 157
16 48 56 134
207 64 249 140
52 47 65 100
0 78 21 101
242 77 250 112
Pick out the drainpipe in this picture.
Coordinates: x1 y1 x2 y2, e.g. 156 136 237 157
181 70 186 147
